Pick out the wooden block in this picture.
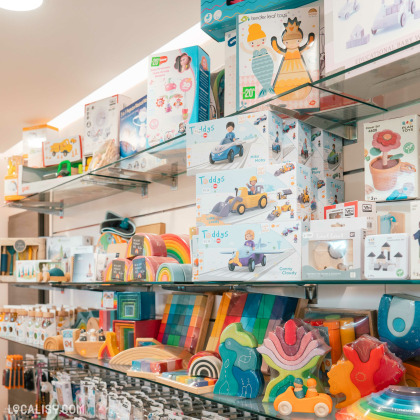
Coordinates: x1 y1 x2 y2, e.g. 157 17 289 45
136 223 166 235
44 335 63 351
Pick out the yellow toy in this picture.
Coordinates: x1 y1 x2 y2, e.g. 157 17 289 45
273 378 333 418
281 202 292 212
98 332 120 359
50 139 73 156
298 186 310 204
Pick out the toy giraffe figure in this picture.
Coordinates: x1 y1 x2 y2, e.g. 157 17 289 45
271 18 315 101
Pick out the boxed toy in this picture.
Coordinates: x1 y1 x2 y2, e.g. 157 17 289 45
302 228 366 280
197 221 302 282
376 201 411 234
237 7 320 112
71 253 95 283
310 217 370 233
225 30 237 116
196 163 312 227
147 46 210 145
411 200 420 279
23 124 59 168
364 115 419 201
43 136 83 167
84 94 132 158
16 260 64 282
201 0 315 42
365 233 409 280
4 156 25 201
186 111 283 175
324 201 377 235
119 95 147 158
282 119 312 167
312 177 345 220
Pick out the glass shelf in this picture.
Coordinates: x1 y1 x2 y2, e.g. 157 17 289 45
0 335 60 352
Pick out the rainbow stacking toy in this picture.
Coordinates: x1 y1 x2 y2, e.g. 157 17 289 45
336 386 420 419
161 234 191 264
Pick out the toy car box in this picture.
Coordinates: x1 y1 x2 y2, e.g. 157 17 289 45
43 135 83 167
23 124 59 168
324 201 377 235
365 233 409 280
201 0 315 42
411 200 420 279
236 7 320 112
197 221 302 282
119 95 147 158
147 46 210 145
186 111 283 175
376 201 411 234
225 30 237 116
364 115 419 202
302 228 366 280
196 163 312 227
311 177 345 220
282 119 313 167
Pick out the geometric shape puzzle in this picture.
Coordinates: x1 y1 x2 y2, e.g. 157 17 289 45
116 292 155 321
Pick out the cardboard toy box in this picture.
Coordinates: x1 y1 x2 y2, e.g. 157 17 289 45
224 30 237 117
364 115 419 202
282 119 313 167
324 201 377 235
186 111 283 175
365 233 410 280
311 177 345 220
147 46 210 145
411 200 420 279
119 96 148 158
311 217 370 233
23 124 59 168
16 260 64 282
302 228 366 280
197 221 302 282
196 163 312 227
236 7 320 112
376 201 412 234
43 136 83 167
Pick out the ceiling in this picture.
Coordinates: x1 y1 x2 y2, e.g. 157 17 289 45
0 0 200 152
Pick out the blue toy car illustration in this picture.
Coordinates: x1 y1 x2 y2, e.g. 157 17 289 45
283 122 296 133
327 150 339 165
311 131 321 142
272 141 281 153
317 179 325 189
209 138 244 164
254 115 267 125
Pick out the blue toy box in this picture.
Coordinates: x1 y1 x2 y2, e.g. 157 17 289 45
196 163 312 227
187 111 283 175
117 291 155 321
282 119 313 167
201 0 316 42
147 46 210 145
197 221 302 281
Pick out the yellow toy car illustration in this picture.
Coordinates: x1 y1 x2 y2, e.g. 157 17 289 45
281 202 292 212
50 139 73 156
298 186 310 204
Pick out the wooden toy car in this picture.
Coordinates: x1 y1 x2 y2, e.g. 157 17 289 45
338 0 360 20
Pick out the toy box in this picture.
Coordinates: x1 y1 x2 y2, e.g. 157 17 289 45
411 200 420 279
42 135 83 167
376 201 411 234
225 30 237 116
84 94 132 158
186 111 283 175
116 292 156 321
23 124 59 168
201 0 315 42
282 119 313 167
71 253 95 283
196 163 312 227
16 260 64 282
364 233 409 280
324 201 377 235
310 217 370 233
312 177 345 220
119 95 147 158
236 7 320 112
147 46 210 145
364 115 419 201
302 228 366 280
197 222 302 282
4 156 25 201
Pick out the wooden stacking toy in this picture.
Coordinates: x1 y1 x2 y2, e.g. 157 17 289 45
126 233 167 258
156 263 192 282
98 332 120 359
127 256 177 281
187 351 222 379
160 233 191 263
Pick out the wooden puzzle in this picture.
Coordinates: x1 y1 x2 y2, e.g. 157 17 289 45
113 319 161 351
98 332 119 359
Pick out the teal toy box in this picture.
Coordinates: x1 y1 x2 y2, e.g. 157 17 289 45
186 111 283 175
201 0 316 42
282 118 313 167
197 221 302 282
147 46 210 146
196 163 312 227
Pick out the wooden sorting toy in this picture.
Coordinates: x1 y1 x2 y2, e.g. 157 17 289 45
156 263 192 282
98 332 120 359
62 329 80 354
214 323 264 399
328 335 405 409
104 258 131 281
127 256 177 281
116 291 156 321
43 335 64 351
187 351 222 379
126 233 167 258
113 319 161 351
404 361 420 387
97 233 127 253
257 319 330 403
160 234 191 264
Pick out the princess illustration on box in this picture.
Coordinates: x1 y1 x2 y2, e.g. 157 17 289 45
271 17 315 101
240 23 276 98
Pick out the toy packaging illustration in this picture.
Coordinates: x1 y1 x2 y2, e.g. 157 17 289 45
410 200 420 278
186 111 283 175
312 177 345 220
224 30 237 116
196 164 312 227
23 124 59 168
16 260 64 282
147 46 210 145
236 7 320 112
364 233 409 279
119 96 147 158
282 119 313 167
197 222 302 282
376 200 411 234
42 136 82 167
364 115 419 201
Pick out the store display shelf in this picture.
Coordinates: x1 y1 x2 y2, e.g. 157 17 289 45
0 335 59 352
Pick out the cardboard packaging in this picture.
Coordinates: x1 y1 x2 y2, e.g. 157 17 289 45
71 253 95 283
312 177 345 220
376 201 412 234
196 163 312 227
324 201 377 235
364 115 419 201
224 30 237 116
410 200 420 279
16 260 64 282
236 7 320 112
147 46 210 145
282 119 313 167
197 222 302 282
119 95 148 158
186 111 283 175
43 135 83 167
4 156 25 201
365 233 410 280
302 228 366 280
23 124 59 168
310 217 370 233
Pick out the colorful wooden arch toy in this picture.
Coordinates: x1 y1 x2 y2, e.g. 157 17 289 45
161 234 191 264
126 233 167 258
